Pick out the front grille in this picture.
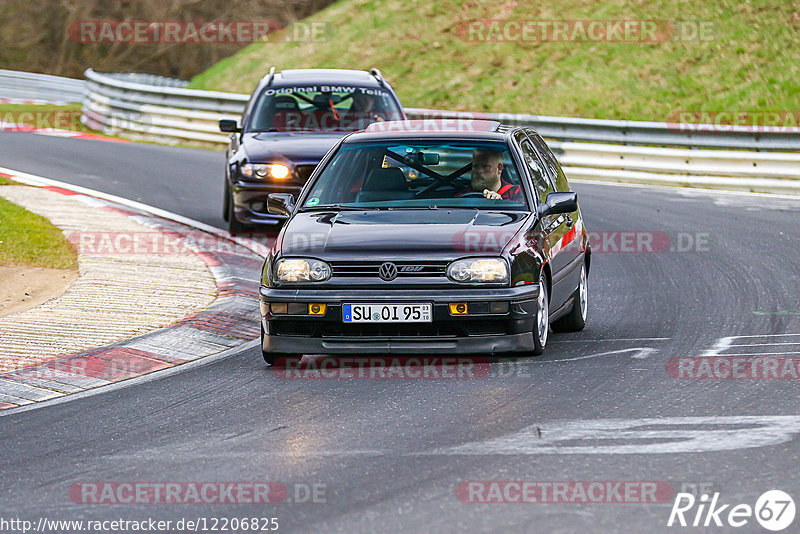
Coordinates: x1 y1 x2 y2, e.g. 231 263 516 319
330 260 447 278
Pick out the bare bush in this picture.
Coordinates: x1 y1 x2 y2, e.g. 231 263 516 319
0 0 333 79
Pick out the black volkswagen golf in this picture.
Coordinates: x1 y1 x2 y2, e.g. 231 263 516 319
258 119 590 364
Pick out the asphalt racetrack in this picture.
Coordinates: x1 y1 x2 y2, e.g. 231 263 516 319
1 132 799 533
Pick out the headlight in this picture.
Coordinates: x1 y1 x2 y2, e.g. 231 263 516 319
241 163 291 180
275 258 331 283
447 258 509 284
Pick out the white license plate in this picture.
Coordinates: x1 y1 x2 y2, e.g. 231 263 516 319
343 303 432 323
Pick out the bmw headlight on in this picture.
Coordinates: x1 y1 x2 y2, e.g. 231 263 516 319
241 163 291 180
447 258 509 284
275 258 331 283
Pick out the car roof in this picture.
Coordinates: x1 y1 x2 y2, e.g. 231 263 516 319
344 120 511 142
267 69 383 87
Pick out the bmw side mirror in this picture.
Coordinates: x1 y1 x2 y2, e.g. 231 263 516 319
537 192 578 217
219 119 241 133
267 193 295 217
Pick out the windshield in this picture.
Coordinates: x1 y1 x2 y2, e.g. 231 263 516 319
247 85 403 133
301 141 529 211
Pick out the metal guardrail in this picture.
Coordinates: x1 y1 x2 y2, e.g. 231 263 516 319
0 69 86 104
406 108 800 151
54 69 800 194
82 69 246 144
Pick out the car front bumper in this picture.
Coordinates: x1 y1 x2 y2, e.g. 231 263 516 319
259 284 541 355
232 181 301 226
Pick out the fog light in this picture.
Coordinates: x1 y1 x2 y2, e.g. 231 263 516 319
449 302 468 315
308 303 326 315
489 302 510 314
270 303 288 314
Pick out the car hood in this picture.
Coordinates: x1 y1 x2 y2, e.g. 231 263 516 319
241 132 344 163
279 210 531 260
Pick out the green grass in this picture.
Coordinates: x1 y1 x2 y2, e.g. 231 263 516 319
0 196 78 269
188 0 800 122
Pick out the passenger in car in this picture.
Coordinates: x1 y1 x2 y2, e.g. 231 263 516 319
457 149 523 201
343 93 385 128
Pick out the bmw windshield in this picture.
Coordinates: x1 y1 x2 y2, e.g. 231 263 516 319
247 86 403 133
300 141 529 211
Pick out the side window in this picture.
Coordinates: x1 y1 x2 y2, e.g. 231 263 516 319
519 139 553 204
527 131 570 193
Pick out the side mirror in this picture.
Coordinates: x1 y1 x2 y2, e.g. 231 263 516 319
537 192 578 218
219 119 241 133
267 193 295 217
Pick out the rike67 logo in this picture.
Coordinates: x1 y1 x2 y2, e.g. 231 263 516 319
667 490 796 531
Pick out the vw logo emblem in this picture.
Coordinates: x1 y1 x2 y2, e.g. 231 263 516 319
378 262 398 281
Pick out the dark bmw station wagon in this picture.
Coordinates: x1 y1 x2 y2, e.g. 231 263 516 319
220 67 405 234
258 120 591 364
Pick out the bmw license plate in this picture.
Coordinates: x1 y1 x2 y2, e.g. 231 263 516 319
343 303 432 323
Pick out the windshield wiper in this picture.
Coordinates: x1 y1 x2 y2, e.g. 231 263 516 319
301 204 380 211
386 205 440 210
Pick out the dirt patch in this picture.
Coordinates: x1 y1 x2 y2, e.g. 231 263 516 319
0 265 78 317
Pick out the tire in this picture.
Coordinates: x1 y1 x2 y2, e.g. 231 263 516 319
223 183 230 222
552 263 588 333
227 191 248 236
531 271 550 355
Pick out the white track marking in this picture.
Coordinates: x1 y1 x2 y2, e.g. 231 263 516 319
701 336 736 357
708 352 800 357
542 347 658 363
729 342 800 347
549 337 670 343
702 335 800 357
427 416 800 455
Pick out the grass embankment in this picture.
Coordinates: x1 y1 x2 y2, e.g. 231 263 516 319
0 110 78 268
188 0 800 122
0 190 78 270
